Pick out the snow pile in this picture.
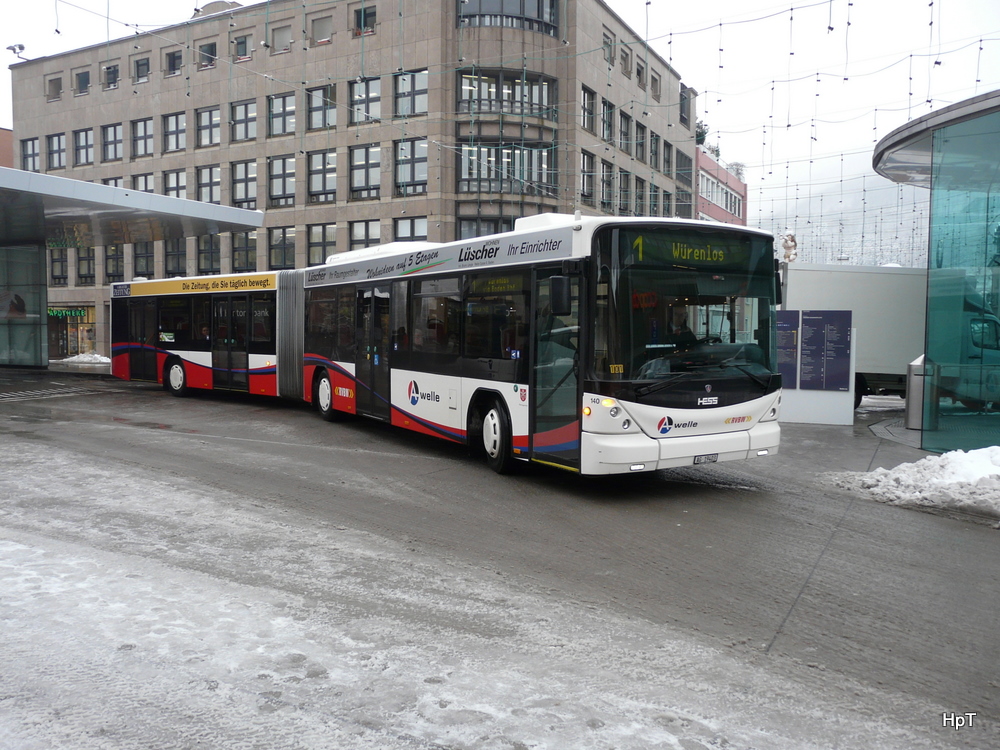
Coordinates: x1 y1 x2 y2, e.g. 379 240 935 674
52 352 111 364
831 447 1000 520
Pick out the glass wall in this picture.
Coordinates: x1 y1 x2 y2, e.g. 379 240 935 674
923 109 1000 451
0 244 48 366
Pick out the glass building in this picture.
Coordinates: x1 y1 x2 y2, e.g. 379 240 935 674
874 91 1000 452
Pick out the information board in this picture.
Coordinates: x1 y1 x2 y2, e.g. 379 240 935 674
799 310 852 391
776 310 800 388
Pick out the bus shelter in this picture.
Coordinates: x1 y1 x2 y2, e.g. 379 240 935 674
0 167 262 368
874 90 1000 452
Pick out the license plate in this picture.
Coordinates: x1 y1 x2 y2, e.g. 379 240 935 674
694 453 719 464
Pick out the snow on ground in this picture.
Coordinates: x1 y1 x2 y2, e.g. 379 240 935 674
0 438 956 749
830 447 1000 522
51 352 111 364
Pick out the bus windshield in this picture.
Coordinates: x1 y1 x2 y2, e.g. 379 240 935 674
594 225 779 391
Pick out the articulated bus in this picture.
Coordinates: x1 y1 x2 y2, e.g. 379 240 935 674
110 214 781 475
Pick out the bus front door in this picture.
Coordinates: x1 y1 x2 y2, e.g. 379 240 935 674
212 295 249 391
355 284 391 420
128 298 158 381
530 272 581 471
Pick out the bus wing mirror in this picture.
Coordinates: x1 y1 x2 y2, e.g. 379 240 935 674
774 259 783 306
550 275 572 317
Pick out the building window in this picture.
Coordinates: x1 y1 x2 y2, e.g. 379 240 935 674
133 241 154 277
619 112 631 154
307 85 336 130
458 69 556 120
311 16 333 45
618 169 631 215
165 50 183 76
458 142 557 197
307 150 337 203
21 138 39 172
105 244 124 284
196 107 221 147
353 6 377 36
649 184 660 217
350 144 381 200
46 77 62 101
268 227 296 269
636 62 646 89
47 134 66 170
350 220 380 251
270 25 292 53
620 48 631 77
649 133 660 172
197 235 221 274
394 138 427 196
394 70 428 117
349 78 381 124
675 189 692 218
102 177 123 187
102 124 123 162
231 160 257 208
165 238 186 277
680 84 691 128
198 42 217 69
233 35 252 60
601 99 614 142
231 100 257 141
581 151 595 206
459 0 558 37
134 57 150 83
73 129 94 166
602 31 615 64
51 248 68 286
458 217 514 239
307 223 337 265
663 140 673 176
635 123 646 164
197 165 221 204
663 190 673 216
164 169 186 198
268 155 296 207
75 70 91 95
651 72 661 101
600 160 614 212
268 92 296 136
163 113 186 152
77 246 95 286
676 151 693 186
395 217 427 242
104 64 119 90
231 231 257 272
635 177 645 216
133 173 154 192
581 86 595 132
132 118 153 158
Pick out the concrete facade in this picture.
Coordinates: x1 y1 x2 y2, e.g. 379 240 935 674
10 0 697 358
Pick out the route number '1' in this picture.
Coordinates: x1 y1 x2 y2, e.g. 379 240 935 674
633 235 644 262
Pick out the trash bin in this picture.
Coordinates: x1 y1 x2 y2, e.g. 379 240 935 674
905 355 925 430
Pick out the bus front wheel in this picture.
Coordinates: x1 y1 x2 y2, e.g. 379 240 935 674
482 399 515 474
314 370 338 422
165 359 188 397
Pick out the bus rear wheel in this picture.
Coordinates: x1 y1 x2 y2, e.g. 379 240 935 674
482 399 515 474
164 359 188 397
314 370 338 422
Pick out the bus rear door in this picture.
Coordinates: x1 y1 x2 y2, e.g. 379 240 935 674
530 271 581 471
354 284 391 420
128 298 158 381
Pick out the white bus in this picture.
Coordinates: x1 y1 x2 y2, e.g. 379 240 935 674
111 213 781 475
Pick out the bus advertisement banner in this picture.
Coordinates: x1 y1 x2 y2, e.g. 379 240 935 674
303 227 576 288
112 273 278 298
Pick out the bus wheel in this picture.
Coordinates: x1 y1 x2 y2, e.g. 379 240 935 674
314 370 338 422
165 359 188 397
482 399 515 474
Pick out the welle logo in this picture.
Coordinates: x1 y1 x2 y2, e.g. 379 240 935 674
408 380 440 406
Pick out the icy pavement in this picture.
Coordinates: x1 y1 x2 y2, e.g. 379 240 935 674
0 439 972 749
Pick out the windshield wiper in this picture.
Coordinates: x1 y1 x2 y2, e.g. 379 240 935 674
634 372 692 397
721 362 773 389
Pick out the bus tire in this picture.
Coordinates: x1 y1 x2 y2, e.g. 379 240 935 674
314 370 339 422
482 398 515 474
164 358 188 397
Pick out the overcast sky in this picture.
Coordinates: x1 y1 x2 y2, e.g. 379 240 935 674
3 0 999 264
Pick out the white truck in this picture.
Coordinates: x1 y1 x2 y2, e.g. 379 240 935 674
780 263 927 408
